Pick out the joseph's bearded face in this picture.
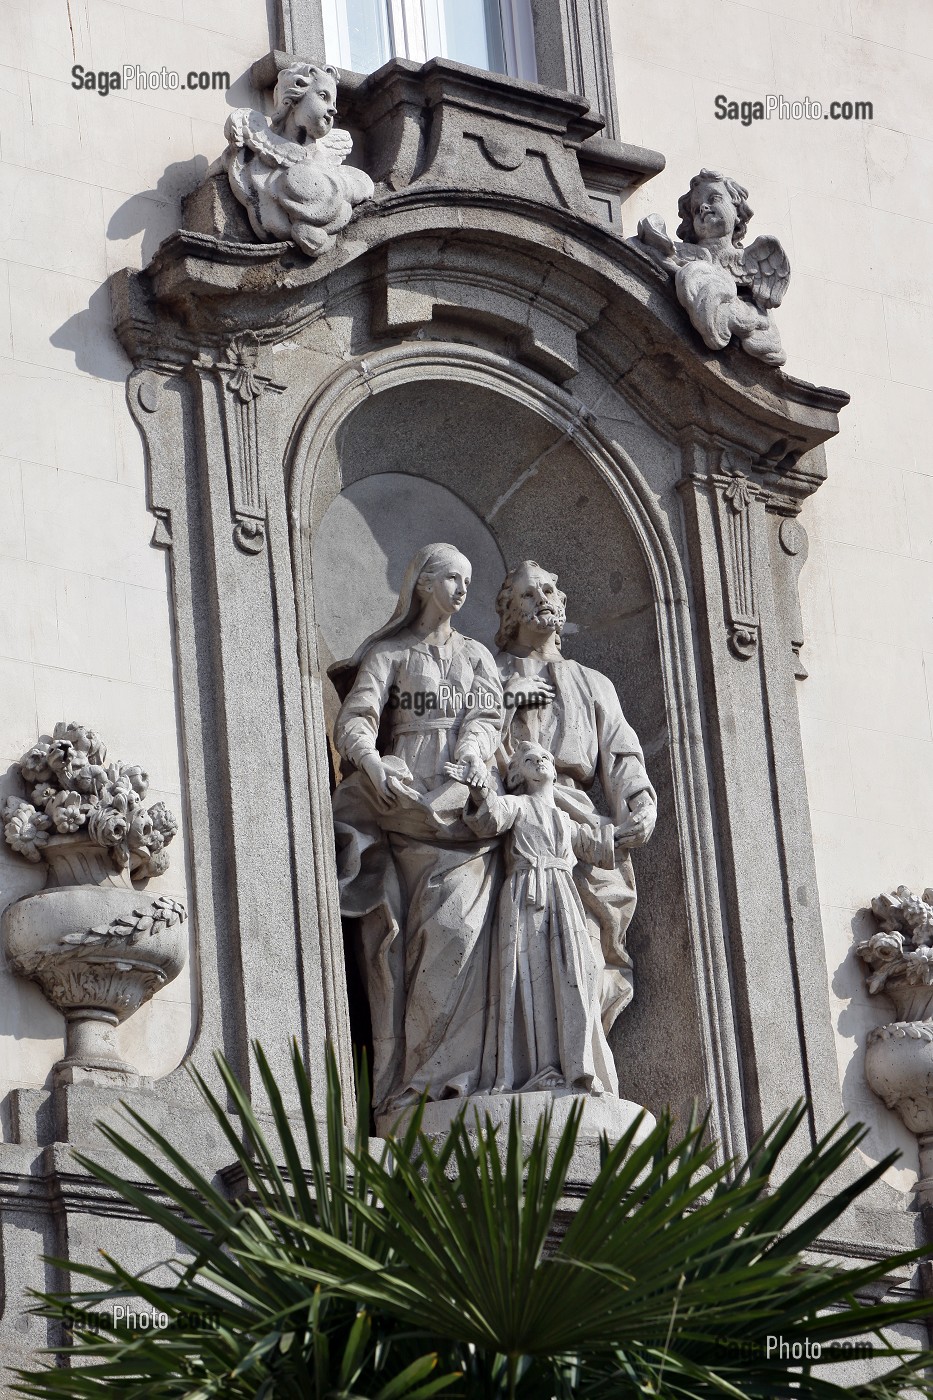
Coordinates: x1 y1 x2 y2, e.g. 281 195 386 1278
509 565 566 636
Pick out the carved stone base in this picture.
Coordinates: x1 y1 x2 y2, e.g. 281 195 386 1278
376 1091 655 1143
55 1012 139 1083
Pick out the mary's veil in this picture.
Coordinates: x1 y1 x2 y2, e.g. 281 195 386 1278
327 542 465 699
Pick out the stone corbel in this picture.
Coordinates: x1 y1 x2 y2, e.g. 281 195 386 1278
198 334 285 554
858 886 933 1208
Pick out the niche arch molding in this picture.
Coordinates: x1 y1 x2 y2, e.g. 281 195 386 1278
287 339 744 1156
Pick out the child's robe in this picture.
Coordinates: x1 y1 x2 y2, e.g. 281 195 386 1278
465 790 619 1096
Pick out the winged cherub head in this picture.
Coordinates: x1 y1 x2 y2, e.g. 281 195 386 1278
676 169 753 248
270 62 339 144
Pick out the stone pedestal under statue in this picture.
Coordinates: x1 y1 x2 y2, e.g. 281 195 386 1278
377 1091 656 1145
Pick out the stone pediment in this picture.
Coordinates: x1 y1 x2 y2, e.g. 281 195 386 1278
111 56 846 507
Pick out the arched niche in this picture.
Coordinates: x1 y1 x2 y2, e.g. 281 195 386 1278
290 351 732 1134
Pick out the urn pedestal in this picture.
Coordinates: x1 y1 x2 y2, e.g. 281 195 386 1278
1 837 187 1084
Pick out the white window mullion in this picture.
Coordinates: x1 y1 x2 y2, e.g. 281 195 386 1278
321 0 347 67
423 0 447 62
387 0 403 56
390 0 428 61
331 0 537 78
507 0 537 81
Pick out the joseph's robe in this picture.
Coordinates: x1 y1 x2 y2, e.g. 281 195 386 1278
496 652 656 1033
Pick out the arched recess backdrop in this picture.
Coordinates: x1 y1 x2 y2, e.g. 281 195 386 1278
288 344 744 1155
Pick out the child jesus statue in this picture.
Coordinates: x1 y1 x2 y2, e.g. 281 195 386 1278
445 740 628 1098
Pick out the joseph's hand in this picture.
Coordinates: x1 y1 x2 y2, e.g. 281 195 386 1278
614 797 656 849
504 674 555 708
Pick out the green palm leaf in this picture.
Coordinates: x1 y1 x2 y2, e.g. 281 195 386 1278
13 1042 933 1399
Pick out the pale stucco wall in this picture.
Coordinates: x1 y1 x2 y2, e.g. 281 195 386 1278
611 0 933 1187
1 0 929 1183
0 0 271 1120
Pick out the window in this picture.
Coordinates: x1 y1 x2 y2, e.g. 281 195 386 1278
322 0 537 82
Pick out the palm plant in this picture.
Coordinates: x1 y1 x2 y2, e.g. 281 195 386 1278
13 1041 933 1399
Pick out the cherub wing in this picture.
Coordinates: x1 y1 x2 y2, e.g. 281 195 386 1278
318 128 354 166
741 235 791 309
223 109 300 167
634 212 677 259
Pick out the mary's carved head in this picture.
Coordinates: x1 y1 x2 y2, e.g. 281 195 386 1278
328 543 473 697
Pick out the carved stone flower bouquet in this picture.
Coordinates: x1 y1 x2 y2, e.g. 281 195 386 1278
857 885 933 1145
1 723 187 1082
3 722 178 880
858 886 933 1026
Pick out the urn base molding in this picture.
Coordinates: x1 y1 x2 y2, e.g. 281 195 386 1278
1 859 187 1085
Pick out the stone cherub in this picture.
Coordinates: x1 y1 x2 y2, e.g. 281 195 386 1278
447 740 625 1099
223 62 374 257
629 168 790 366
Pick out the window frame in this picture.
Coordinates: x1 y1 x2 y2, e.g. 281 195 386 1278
321 0 537 82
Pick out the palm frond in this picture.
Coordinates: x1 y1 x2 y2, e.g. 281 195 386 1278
13 1043 933 1400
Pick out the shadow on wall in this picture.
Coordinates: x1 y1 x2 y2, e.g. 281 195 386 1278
49 61 256 379
106 155 211 268
49 157 209 382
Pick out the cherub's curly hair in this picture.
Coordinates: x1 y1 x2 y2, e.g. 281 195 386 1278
676 169 753 246
270 62 338 129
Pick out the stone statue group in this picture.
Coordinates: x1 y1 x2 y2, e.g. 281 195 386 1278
330 545 656 1124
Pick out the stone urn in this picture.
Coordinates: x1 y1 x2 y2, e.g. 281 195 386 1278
1 722 186 1083
857 886 933 1199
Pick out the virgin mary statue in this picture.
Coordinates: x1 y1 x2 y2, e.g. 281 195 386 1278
330 543 504 1120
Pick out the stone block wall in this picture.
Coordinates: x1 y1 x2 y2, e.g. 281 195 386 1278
0 0 271 1115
